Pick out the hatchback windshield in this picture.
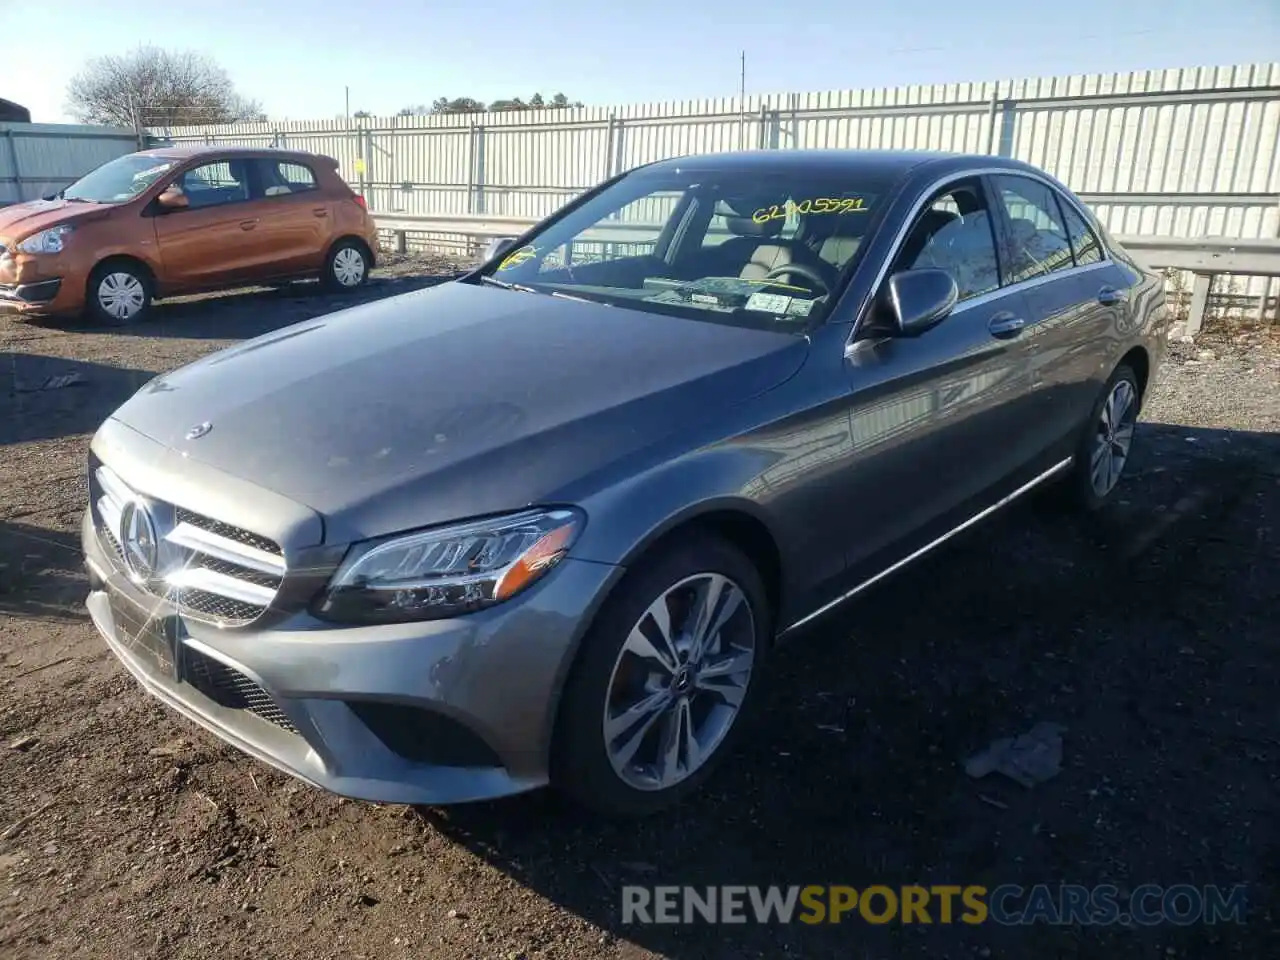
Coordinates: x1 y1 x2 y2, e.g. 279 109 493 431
63 154 177 203
476 166 893 332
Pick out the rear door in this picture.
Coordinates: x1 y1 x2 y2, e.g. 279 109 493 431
840 176 1035 571
987 173 1116 453
245 158 333 278
152 158 263 290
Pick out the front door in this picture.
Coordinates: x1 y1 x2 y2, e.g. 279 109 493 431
839 177 1037 575
153 158 266 292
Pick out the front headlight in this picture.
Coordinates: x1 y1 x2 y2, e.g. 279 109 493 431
314 508 583 624
17 224 74 254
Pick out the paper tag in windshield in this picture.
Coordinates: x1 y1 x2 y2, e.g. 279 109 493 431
746 292 792 314
786 299 815 317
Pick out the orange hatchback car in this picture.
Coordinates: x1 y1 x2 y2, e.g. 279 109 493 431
0 146 379 324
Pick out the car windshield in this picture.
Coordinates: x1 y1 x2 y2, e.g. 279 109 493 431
62 154 177 203
473 165 894 333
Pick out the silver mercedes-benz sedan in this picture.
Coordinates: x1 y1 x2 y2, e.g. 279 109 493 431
82 150 1169 817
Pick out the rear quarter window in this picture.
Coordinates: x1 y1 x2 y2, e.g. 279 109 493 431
257 159 319 198
278 163 317 189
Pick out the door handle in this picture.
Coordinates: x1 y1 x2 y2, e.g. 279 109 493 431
312 208 329 218
239 219 259 230
1097 286 1127 305
988 313 1026 338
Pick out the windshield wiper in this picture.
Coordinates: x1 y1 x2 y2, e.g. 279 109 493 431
478 274 534 293
545 288 604 305
477 274 604 305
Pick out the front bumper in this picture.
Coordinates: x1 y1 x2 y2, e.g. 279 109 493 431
0 276 62 303
0 249 83 316
82 507 621 804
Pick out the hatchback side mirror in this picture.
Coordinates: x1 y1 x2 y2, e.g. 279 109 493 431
156 187 189 212
485 237 517 261
883 268 958 336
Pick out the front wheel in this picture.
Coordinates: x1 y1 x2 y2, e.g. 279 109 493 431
552 534 770 818
1064 363 1141 510
322 240 370 291
87 262 153 326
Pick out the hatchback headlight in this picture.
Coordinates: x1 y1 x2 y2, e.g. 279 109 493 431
17 224 74 254
314 509 583 624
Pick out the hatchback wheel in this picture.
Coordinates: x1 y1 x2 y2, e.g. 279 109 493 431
324 240 369 291
88 262 152 326
1066 363 1141 510
553 534 769 818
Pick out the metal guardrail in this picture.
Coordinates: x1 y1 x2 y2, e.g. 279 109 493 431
373 213 1280 337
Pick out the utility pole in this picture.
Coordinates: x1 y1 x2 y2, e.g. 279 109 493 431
345 86 350 126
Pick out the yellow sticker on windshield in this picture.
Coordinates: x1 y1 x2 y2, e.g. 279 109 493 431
752 197 867 224
498 245 536 270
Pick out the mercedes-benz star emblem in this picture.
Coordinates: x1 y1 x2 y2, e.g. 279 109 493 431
186 421 213 440
119 500 159 582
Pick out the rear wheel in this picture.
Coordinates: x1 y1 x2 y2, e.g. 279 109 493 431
1063 363 1141 511
323 239 370 291
87 261 153 326
552 534 770 818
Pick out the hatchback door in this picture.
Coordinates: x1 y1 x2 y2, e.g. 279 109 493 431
245 158 333 279
840 176 1037 572
987 173 1121 455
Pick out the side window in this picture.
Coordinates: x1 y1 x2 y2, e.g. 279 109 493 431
257 160 318 198
992 175 1075 283
1059 199 1103 267
893 182 1001 302
177 161 250 209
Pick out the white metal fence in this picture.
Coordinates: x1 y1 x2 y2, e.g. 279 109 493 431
0 123 140 206
157 62 1280 321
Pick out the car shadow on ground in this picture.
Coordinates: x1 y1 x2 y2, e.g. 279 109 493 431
25 274 457 343
0 520 86 624
413 421 1280 958
1 352 155 446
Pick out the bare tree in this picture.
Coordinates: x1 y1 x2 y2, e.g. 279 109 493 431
66 47 264 129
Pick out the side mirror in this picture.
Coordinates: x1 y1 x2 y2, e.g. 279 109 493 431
156 187 189 212
485 236 517 262
883 268 958 336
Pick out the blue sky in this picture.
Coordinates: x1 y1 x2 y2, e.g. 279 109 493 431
4 0 1277 123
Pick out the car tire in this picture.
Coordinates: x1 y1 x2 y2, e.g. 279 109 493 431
322 239 370 291
552 533 770 818
87 261 153 326
1062 362 1142 511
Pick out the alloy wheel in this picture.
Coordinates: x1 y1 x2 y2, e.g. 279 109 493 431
1090 378 1137 497
602 572 755 791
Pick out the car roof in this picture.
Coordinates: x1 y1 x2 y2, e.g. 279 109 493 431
637 149 1052 183
131 144 337 165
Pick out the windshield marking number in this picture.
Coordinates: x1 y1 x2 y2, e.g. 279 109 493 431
752 197 867 223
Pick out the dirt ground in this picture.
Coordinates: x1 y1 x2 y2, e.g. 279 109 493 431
2 263 1278 960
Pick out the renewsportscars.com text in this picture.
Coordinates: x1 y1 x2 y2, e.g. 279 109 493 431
621 884 1248 926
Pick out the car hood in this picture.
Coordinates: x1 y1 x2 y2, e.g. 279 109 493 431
111 281 808 543
0 198 111 241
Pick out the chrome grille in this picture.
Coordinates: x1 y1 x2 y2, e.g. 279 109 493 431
93 465 286 625
184 649 298 732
